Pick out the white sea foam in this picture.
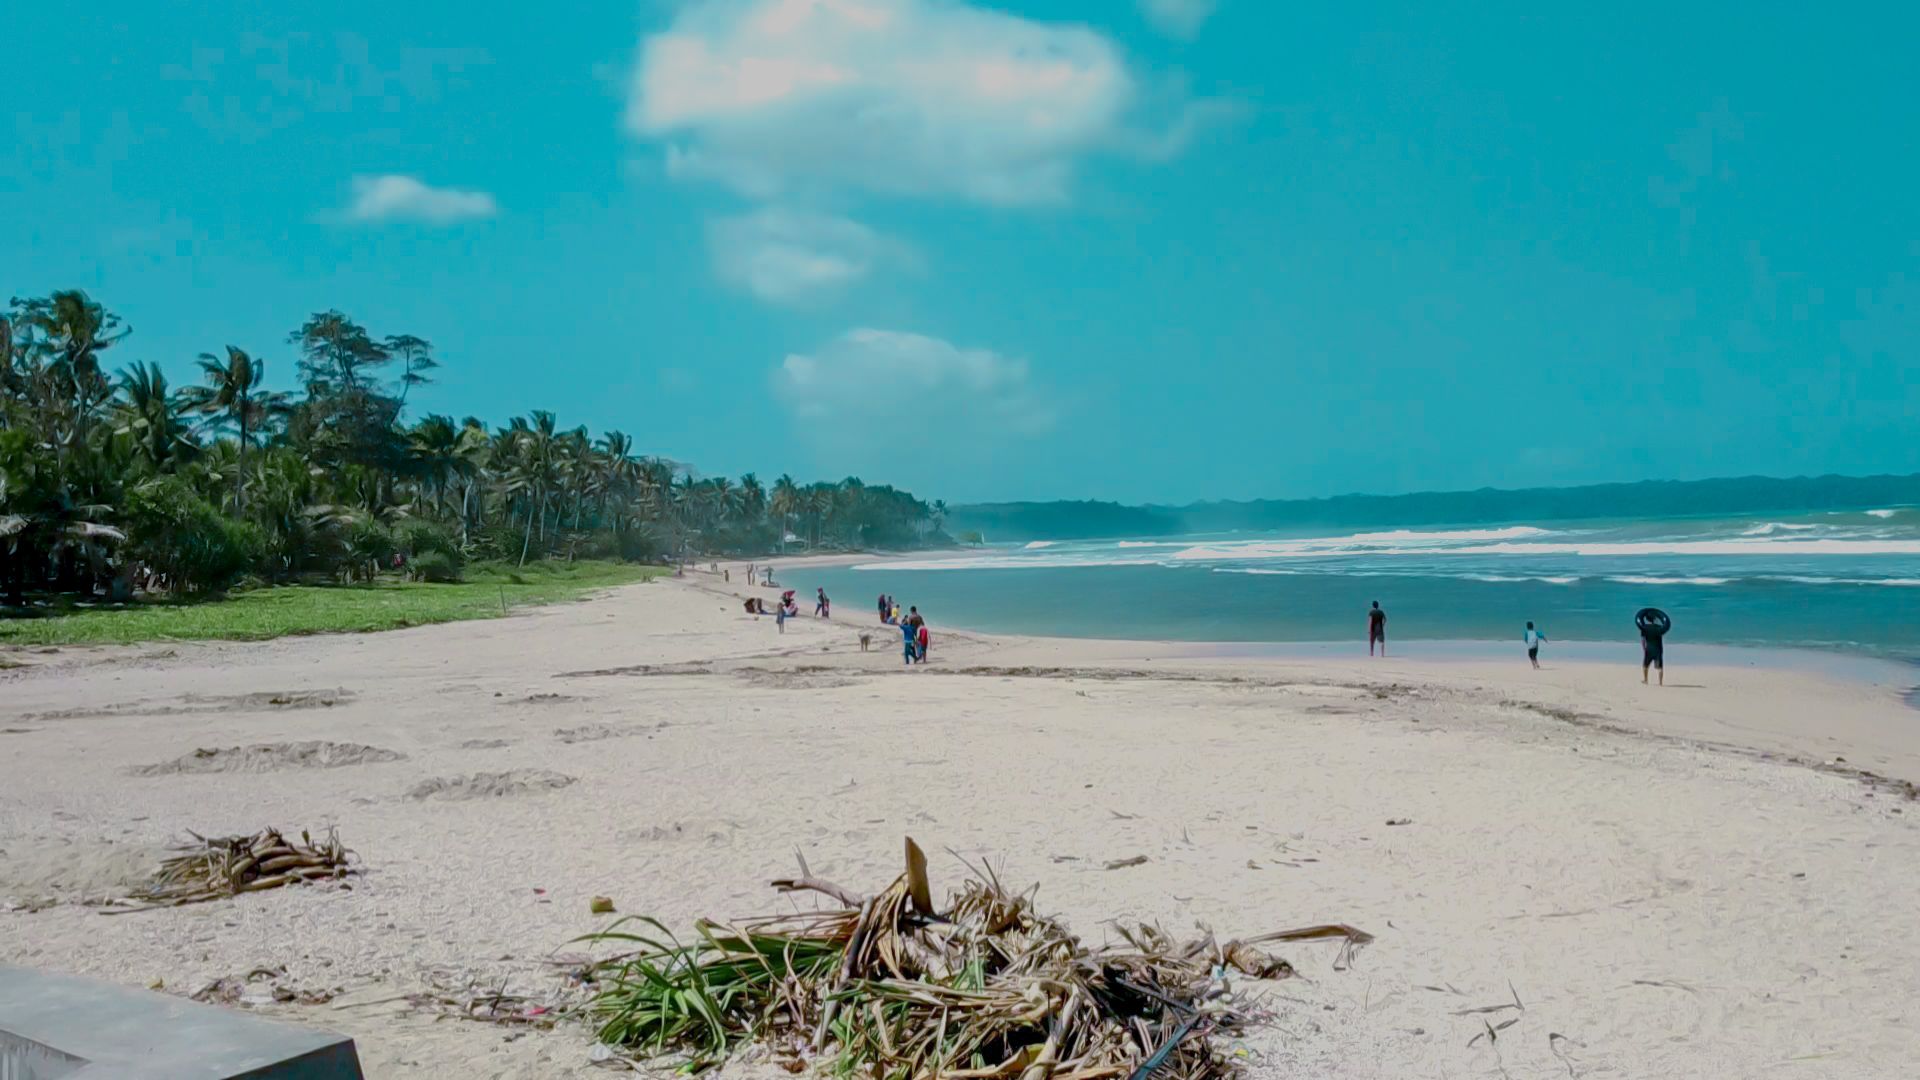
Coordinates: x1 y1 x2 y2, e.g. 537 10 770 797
1741 522 1819 536
1116 540 1176 548
1606 576 1731 586
1866 508 1900 519
1210 567 1303 576
1022 540 1056 549
1460 574 1580 585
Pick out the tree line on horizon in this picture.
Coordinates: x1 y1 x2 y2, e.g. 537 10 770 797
0 289 948 603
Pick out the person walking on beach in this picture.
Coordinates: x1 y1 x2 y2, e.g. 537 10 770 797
878 593 889 622
900 616 919 666
816 588 831 618
1367 601 1387 656
1525 621 1546 669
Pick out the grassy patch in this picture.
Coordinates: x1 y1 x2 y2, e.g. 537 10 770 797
0 561 665 647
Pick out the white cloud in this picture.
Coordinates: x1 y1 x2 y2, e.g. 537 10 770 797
708 208 911 304
629 0 1148 205
773 329 1054 465
341 174 498 224
1137 0 1219 39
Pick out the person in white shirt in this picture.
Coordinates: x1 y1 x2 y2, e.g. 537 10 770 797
1524 621 1546 669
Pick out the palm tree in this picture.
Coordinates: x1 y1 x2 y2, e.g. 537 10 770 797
407 414 461 517
10 290 127 454
113 361 193 469
181 346 286 511
770 474 801 550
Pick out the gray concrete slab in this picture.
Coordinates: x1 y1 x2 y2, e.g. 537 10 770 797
0 967 362 1079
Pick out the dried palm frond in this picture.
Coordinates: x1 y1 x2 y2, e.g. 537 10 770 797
583 838 1370 1080
123 827 357 908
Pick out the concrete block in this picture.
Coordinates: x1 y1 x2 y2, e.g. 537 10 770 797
0 966 362 1079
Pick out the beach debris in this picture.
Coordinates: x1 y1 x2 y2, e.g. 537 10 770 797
1384 818 1413 827
406 769 577 800
1104 854 1151 870
579 837 1373 1076
191 967 342 1007
411 967 570 1028
130 741 403 776
591 895 616 914
117 828 356 909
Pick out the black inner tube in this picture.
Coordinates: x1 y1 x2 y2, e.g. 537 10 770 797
1635 607 1672 635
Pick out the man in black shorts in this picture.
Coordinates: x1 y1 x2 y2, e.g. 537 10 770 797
1368 601 1387 657
1641 625 1665 684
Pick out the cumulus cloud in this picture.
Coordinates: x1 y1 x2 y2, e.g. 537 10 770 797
629 0 1147 205
773 329 1054 466
1137 0 1219 39
341 174 498 224
708 208 911 304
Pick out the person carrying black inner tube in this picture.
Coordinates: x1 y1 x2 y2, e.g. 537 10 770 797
1635 607 1671 686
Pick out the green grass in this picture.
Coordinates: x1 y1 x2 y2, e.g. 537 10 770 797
0 560 666 647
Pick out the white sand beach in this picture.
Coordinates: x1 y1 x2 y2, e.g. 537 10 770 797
3 568 1917 1078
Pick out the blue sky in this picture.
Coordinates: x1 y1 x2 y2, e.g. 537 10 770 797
7 1 1917 504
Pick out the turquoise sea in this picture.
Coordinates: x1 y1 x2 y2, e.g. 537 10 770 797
803 507 1920 658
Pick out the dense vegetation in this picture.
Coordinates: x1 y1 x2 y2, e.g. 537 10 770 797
951 474 1920 541
1 289 948 605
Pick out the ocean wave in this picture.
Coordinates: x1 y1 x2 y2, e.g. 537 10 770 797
1866 508 1900 519
1740 522 1820 536
1170 525 1557 562
1460 574 1580 585
1452 539 1920 557
851 554 1159 572
1210 567 1303 576
1022 540 1056 549
1760 575 1920 587
1172 536 1920 561
1606 576 1730 586
1339 526 1552 544
1116 540 1177 548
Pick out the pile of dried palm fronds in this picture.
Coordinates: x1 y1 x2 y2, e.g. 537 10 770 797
583 839 1370 1079
125 827 356 908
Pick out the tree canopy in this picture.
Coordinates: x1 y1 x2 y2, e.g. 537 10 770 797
1 289 947 602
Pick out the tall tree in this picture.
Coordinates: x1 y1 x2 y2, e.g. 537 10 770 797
385 334 437 406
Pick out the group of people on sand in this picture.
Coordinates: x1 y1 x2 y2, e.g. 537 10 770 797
878 594 930 664
735 574 931 664
1364 600 1674 684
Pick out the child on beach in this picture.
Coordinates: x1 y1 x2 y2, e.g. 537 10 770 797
816 588 831 618
900 618 919 665
1368 601 1387 656
1524 621 1545 668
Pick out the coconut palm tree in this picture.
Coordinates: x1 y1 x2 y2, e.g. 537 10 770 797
180 346 287 511
113 361 194 469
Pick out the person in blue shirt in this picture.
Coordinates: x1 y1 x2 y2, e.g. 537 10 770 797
900 617 919 665
1524 621 1546 669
